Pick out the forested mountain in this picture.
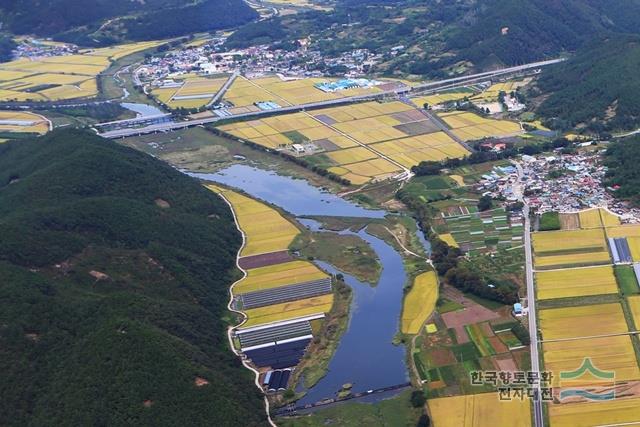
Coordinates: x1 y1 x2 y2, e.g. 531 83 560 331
0 0 257 46
535 35 640 132
227 0 640 77
0 130 267 426
604 135 640 205
0 34 15 62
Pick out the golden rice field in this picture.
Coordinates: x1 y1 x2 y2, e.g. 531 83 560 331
151 75 228 109
606 224 640 238
439 111 522 141
243 293 334 327
543 335 640 387
411 91 471 106
548 397 640 427
627 295 640 329
223 76 384 111
210 187 300 256
0 41 161 101
428 393 531 427
369 132 469 168
627 237 640 262
534 251 611 269
539 303 628 340
438 233 459 248
0 111 49 134
219 100 469 184
236 260 328 293
578 208 621 228
401 271 438 334
535 265 618 300
532 228 610 268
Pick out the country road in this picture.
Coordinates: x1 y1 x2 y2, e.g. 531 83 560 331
514 160 544 427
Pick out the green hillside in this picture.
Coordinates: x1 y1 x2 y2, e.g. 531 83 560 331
0 129 267 426
604 135 640 205
0 0 257 46
536 35 640 132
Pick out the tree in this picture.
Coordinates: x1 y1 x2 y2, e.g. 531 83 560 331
410 390 426 408
478 195 493 211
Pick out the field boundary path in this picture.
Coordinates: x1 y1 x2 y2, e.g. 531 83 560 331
206 70 240 107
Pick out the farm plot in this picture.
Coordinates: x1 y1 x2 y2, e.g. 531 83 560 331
438 111 522 141
0 41 161 101
428 392 531 427
532 228 610 269
401 271 438 334
548 397 640 427
470 80 531 103
243 293 334 327
236 261 328 293
411 90 472 107
222 76 386 111
535 265 618 300
214 187 300 256
151 75 228 109
538 303 628 340
219 100 469 184
627 295 640 329
438 207 523 253
542 335 640 387
0 111 49 135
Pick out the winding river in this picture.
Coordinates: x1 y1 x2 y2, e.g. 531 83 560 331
189 165 416 402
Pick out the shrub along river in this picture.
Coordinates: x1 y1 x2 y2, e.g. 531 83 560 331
189 165 430 403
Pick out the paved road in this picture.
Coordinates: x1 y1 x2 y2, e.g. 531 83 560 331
514 161 544 427
207 70 240 107
98 59 564 139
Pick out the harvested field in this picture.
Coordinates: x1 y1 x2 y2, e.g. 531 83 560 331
428 392 531 427
538 303 628 340
238 250 292 269
441 304 501 344
542 335 640 387
401 271 438 334
559 213 579 230
535 265 618 300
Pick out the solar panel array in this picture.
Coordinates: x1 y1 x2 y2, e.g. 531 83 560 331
244 338 312 369
237 319 312 349
237 277 332 309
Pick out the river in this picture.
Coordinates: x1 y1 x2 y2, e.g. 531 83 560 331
189 165 417 402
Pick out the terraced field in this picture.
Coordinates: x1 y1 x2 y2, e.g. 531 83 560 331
243 294 334 327
535 265 618 300
401 271 438 334
428 392 531 427
0 41 161 101
235 260 328 293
